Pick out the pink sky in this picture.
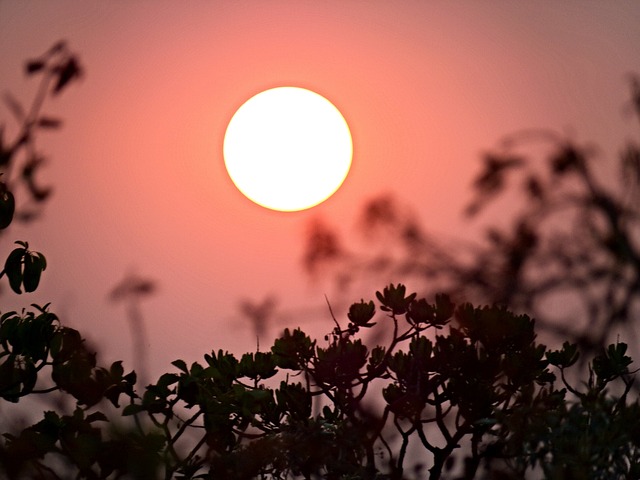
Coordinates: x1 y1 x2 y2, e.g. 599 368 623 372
1 2 639 380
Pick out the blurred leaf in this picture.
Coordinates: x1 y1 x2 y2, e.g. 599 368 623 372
473 154 524 193
36 116 63 129
48 40 68 54
3 92 25 121
0 128 12 167
551 144 584 174
621 142 640 187
304 219 342 274
25 60 45 75
52 57 82 95
525 175 544 200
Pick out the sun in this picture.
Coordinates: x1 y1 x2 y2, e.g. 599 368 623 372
223 87 353 212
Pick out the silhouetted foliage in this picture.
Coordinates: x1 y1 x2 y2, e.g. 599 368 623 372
304 76 640 355
2 280 640 479
3 45 640 480
0 41 82 230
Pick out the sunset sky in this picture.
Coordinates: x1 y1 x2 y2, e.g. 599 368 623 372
1 2 639 380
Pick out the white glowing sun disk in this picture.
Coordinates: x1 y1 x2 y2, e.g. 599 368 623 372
223 87 353 212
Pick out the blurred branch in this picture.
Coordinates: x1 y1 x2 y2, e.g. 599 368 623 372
303 74 640 356
109 271 157 386
1 40 82 230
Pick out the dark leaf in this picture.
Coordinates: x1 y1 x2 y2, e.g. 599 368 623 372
22 252 45 293
376 283 416 315
621 143 640 187
122 403 146 416
435 293 455 325
276 382 311 421
525 175 544 200
123 370 137 385
4 246 26 294
407 298 435 326
48 40 67 54
551 145 584 174
473 154 524 193
27 177 52 203
0 140 12 168
171 359 189 373
37 117 63 129
546 342 579 368
25 60 45 74
52 57 82 95
155 373 179 392
110 361 124 379
593 343 632 385
0 183 15 229
271 328 315 370
347 299 376 328
86 411 108 423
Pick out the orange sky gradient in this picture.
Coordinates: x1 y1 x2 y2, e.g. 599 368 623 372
1 2 639 380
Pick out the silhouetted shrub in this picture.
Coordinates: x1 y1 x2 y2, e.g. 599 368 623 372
3 44 640 480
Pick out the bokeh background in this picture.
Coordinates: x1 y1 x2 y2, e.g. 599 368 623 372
1 2 639 381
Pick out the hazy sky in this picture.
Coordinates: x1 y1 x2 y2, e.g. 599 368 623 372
1 2 639 379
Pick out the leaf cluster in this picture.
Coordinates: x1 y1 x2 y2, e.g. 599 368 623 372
0 304 136 407
3 284 640 479
0 240 46 294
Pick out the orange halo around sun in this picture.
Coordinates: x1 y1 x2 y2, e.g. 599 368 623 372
223 87 353 212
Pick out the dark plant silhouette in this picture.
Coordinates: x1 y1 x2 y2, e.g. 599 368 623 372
0 42 82 304
304 76 640 356
3 45 640 480
0 41 82 297
109 271 158 387
0 40 82 228
2 281 640 479
239 295 278 341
